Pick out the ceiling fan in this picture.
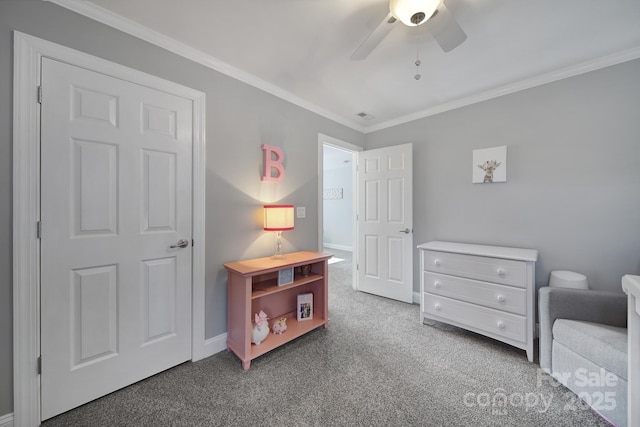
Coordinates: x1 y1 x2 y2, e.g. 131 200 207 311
351 0 467 60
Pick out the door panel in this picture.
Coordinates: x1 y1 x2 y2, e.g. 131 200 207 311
142 150 177 232
364 235 380 278
142 257 178 343
71 265 119 367
357 144 413 303
72 139 118 236
388 237 404 282
40 57 193 419
71 86 118 126
364 180 380 221
388 177 404 222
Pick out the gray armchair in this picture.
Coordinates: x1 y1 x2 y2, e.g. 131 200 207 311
539 287 627 426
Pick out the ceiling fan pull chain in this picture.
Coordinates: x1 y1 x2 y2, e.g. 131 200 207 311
415 25 421 80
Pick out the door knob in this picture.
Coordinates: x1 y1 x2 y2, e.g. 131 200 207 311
399 228 412 234
170 239 189 249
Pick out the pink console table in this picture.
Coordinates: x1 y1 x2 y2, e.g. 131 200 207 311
224 251 331 370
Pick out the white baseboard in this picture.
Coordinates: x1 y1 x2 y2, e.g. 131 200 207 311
202 332 228 359
0 413 13 427
322 243 352 252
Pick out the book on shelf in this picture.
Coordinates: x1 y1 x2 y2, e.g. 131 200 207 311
297 293 313 321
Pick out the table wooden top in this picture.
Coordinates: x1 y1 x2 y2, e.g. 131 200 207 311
223 250 332 276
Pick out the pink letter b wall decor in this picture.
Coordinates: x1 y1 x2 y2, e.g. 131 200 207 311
261 144 285 182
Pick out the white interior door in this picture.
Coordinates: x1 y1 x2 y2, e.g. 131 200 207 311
357 143 413 303
40 57 193 419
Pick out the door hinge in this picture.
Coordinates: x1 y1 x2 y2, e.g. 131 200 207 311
192 239 194 247
37 85 42 104
37 221 42 239
37 356 41 375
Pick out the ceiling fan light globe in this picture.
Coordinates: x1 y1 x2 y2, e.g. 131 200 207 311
390 0 441 27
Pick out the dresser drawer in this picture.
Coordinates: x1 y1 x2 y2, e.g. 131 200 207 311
422 250 527 288
422 272 526 315
422 293 526 343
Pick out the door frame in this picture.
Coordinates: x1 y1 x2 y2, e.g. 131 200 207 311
317 134 362 290
13 31 207 426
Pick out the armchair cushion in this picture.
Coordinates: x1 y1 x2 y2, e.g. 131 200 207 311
553 319 627 380
539 287 627 371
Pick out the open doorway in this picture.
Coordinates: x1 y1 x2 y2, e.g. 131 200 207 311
317 134 361 290
323 145 354 251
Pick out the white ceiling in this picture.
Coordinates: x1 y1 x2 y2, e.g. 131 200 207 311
58 0 640 132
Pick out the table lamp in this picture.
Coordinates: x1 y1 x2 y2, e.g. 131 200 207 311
263 205 294 259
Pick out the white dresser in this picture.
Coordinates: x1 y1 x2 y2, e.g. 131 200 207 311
418 241 538 362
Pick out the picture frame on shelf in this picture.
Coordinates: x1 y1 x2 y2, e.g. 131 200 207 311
297 293 313 321
278 267 294 286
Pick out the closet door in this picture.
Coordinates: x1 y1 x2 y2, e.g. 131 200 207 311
40 57 193 419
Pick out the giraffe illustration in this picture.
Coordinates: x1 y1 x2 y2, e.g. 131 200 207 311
478 160 502 183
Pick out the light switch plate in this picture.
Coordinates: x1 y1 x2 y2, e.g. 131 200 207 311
296 207 306 218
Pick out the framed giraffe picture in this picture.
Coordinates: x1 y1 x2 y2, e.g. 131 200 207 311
473 145 507 184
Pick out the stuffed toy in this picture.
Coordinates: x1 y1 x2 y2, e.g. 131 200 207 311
251 310 269 345
271 317 288 335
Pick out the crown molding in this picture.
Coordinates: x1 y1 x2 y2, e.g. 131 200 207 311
45 0 366 133
45 0 640 135
364 46 640 133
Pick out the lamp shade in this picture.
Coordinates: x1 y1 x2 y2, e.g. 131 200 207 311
389 0 440 26
263 205 294 231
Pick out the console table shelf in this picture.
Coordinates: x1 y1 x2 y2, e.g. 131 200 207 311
250 317 327 360
251 273 323 299
224 251 331 370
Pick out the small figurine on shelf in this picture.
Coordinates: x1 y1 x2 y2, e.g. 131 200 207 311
251 310 270 345
272 317 288 334
301 264 312 277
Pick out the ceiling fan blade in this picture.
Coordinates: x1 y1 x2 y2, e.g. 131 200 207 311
427 2 467 53
351 13 397 60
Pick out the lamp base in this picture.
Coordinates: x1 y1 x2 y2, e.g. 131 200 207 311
272 231 285 259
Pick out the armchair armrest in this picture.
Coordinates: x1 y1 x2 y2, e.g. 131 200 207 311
538 286 627 372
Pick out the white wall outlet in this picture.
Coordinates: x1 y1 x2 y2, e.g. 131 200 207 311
296 207 306 218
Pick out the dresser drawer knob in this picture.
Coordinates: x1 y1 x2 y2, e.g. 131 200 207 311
434 259 441 267
496 268 506 276
434 281 441 289
497 321 505 329
434 303 442 311
497 295 506 303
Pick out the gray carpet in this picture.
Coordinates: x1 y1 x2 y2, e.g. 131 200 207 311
43 249 609 426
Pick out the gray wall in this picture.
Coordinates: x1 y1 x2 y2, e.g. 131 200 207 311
323 164 353 249
0 0 365 416
366 58 640 294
